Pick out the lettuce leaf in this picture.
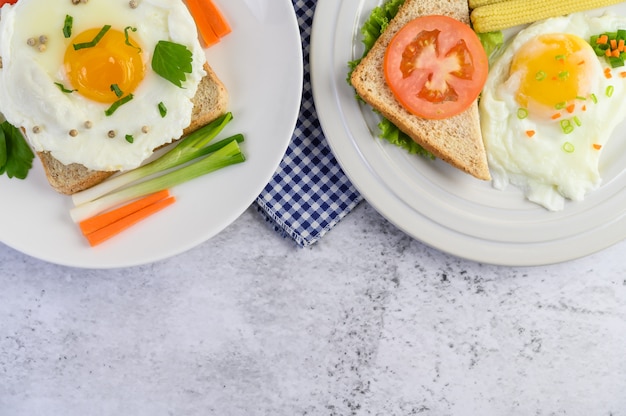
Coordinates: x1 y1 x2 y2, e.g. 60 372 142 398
347 0 433 159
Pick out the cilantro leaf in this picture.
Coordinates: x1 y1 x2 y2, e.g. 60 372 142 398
0 121 35 179
151 40 193 88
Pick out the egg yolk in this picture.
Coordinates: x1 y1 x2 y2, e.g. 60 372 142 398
510 33 596 117
64 27 145 104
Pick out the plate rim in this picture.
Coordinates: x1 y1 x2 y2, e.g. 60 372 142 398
310 0 626 266
0 0 304 269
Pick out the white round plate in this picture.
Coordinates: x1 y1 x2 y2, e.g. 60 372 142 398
311 0 626 266
0 0 303 269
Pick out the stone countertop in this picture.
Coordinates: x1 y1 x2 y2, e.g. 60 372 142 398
1 202 625 416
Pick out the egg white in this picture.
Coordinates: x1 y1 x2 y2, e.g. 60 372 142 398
480 13 626 211
0 0 206 171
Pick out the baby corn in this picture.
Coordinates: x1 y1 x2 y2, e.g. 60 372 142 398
468 0 507 9
471 0 625 33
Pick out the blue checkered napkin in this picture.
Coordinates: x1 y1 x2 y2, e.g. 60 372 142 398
255 0 362 247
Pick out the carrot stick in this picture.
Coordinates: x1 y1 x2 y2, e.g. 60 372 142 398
199 0 232 38
186 0 220 47
84 196 176 247
79 189 170 235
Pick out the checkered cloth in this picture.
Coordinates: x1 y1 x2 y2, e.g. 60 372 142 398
255 0 363 247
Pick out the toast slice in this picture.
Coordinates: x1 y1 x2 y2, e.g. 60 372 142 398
37 62 229 195
350 0 491 181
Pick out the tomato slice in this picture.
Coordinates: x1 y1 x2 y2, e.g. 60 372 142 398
0 0 18 5
384 15 488 120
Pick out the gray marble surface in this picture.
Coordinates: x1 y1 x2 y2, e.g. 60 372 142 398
1 201 625 416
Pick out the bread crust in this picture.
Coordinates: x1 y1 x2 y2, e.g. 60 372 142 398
350 0 491 181
37 62 229 195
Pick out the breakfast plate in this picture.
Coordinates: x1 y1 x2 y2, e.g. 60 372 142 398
310 0 626 266
0 0 303 268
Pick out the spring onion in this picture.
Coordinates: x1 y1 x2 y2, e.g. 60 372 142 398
70 139 244 223
517 108 528 119
560 119 574 134
72 112 236 206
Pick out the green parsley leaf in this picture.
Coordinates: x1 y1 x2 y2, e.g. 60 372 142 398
125 134 134 144
0 121 35 179
63 15 73 39
158 102 167 118
151 40 193 88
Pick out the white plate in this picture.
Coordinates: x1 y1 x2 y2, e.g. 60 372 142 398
0 0 303 269
311 0 626 266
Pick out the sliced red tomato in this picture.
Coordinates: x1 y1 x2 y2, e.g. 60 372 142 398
384 15 488 120
0 0 18 5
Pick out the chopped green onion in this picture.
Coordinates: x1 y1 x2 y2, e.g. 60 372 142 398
124 26 141 52
562 142 575 153
591 93 598 104
125 134 134 144
158 102 167 118
573 116 582 127
63 15 73 39
606 85 615 97
555 102 567 110
54 82 75 94
558 71 570 80
560 119 574 134
73 25 111 50
535 71 547 81
555 54 566 61
517 108 529 119
575 96 587 101
105 94 134 116
110 84 123 98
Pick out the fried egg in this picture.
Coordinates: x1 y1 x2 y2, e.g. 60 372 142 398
480 13 626 211
0 0 206 171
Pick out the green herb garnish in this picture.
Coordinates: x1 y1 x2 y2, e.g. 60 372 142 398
517 108 529 119
110 84 123 98
158 102 167 118
54 82 76 93
73 25 111 50
63 15 73 39
125 134 134 144
0 121 35 180
105 94 134 116
124 26 141 52
151 40 193 88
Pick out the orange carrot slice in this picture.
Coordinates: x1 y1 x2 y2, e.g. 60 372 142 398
186 0 220 47
199 0 232 38
79 189 170 235
84 196 176 247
